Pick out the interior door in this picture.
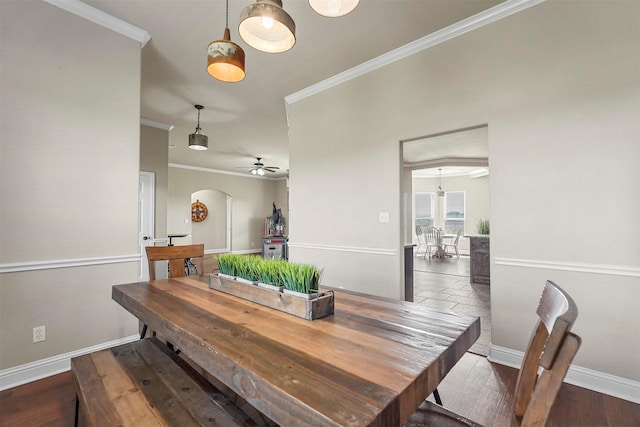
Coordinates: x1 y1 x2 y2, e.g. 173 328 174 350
139 172 155 281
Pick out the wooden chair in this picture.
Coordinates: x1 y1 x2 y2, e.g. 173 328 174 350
423 226 441 259
415 226 427 256
443 230 461 258
405 280 581 427
146 244 204 280
141 244 205 339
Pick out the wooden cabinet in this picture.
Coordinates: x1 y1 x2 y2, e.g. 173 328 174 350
404 244 416 302
469 236 490 285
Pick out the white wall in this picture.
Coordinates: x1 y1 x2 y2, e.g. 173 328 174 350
287 0 639 386
0 1 141 369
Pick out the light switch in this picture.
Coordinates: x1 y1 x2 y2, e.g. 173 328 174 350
379 212 389 223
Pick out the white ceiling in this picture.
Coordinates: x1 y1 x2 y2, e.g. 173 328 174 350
80 0 505 177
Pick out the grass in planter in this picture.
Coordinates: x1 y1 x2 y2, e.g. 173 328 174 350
234 256 255 282
279 263 322 294
216 253 238 277
256 259 284 287
217 254 322 294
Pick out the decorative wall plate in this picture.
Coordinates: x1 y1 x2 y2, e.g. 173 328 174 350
191 200 208 222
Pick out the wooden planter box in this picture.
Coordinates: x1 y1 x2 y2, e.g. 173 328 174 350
208 274 334 320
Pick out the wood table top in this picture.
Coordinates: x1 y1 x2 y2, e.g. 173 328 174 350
112 276 480 427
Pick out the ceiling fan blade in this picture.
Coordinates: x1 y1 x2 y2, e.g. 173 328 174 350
264 168 279 172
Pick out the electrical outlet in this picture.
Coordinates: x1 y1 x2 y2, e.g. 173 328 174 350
33 325 46 343
379 212 390 223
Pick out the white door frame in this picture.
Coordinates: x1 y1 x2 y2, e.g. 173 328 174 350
139 171 155 280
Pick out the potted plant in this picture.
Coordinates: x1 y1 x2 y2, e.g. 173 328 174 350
256 258 284 291
476 218 490 235
216 253 238 279
210 254 332 320
280 263 322 299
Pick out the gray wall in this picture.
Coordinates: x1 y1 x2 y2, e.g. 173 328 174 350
168 166 287 253
287 1 639 383
0 1 141 369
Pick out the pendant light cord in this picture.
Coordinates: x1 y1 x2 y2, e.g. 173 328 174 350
225 0 229 29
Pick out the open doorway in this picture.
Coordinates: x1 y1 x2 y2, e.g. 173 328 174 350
401 125 491 356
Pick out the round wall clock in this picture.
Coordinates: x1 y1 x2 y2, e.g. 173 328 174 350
191 200 208 222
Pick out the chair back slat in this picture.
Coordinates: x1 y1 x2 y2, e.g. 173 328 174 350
536 282 578 369
513 280 581 425
424 226 440 246
146 244 204 280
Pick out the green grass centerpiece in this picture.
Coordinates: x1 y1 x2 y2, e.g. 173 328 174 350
210 254 332 320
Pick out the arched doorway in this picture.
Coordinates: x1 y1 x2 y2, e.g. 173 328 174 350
191 189 231 254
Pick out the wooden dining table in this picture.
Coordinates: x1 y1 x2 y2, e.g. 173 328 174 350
112 275 480 427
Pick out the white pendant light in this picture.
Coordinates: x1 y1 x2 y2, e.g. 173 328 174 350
188 105 208 150
239 0 296 53
437 168 445 197
207 0 246 82
309 0 359 17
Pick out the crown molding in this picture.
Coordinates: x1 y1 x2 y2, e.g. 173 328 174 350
169 163 286 181
141 118 174 131
42 0 151 47
284 0 545 107
405 157 489 170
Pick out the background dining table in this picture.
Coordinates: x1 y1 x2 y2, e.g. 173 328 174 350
112 275 480 426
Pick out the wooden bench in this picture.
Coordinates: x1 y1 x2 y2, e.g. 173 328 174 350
71 337 275 426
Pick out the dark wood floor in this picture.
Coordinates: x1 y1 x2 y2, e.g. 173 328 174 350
1 351 638 427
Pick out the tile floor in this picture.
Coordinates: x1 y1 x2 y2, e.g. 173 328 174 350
413 254 491 356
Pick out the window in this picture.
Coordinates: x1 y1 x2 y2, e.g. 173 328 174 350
445 191 465 234
415 192 434 228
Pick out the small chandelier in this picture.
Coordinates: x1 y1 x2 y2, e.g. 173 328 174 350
239 0 296 53
309 0 359 17
207 0 246 82
188 105 208 150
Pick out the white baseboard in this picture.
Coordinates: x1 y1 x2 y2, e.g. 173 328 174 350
489 345 640 404
0 334 139 391
232 249 262 255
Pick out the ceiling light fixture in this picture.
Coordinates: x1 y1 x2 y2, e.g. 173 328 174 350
239 0 296 53
308 0 359 17
207 0 246 82
188 105 208 150
437 168 445 197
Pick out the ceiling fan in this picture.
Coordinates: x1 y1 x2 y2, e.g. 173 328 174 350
241 157 280 176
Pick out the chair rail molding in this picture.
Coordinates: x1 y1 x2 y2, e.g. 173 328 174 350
289 242 397 256
489 345 640 404
0 254 140 274
494 257 640 278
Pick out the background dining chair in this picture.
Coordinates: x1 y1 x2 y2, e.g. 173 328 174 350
423 226 441 259
443 230 462 258
415 226 427 256
141 244 205 339
405 280 581 427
